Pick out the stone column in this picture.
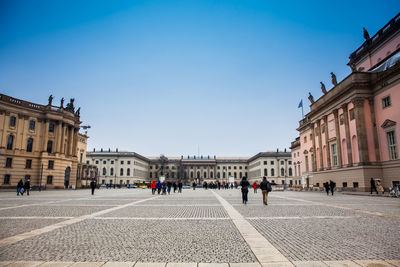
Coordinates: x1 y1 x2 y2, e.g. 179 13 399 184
352 97 369 164
43 119 49 152
368 97 381 162
59 123 65 154
316 120 324 170
55 121 62 153
311 123 317 172
323 115 331 169
72 128 79 157
341 103 353 166
332 109 343 167
68 126 73 156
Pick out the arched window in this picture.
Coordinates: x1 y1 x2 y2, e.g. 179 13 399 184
47 140 53 153
150 172 152 178
271 169 275 176
204 171 207 178
239 172 242 178
7 135 14 150
281 168 285 176
217 172 220 178
190 172 193 178
102 168 106 175
197 171 200 179
264 168 268 176
210 172 213 178
127 168 130 176
27 138 33 152
120 168 124 176
234 172 237 178
110 168 114 176
223 172 226 178
289 168 292 176
171 172 175 178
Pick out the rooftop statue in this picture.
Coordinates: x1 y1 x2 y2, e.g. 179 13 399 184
76 107 80 116
363 27 370 40
308 92 315 104
48 95 53 106
320 82 327 94
331 72 338 86
65 98 75 113
60 97 64 108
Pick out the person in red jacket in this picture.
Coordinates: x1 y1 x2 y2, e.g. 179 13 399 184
150 180 156 195
253 181 258 193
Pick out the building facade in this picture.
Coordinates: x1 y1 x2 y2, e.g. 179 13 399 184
86 150 293 185
0 94 97 189
293 14 400 191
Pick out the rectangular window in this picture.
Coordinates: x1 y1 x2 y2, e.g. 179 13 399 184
321 124 326 133
263 161 267 165
46 175 53 184
239 166 242 169
270 161 274 165
349 109 355 120
353 182 359 188
339 114 344 125
5 158 12 168
111 160 114 164
127 161 131 164
9 116 16 127
304 136 307 143
26 159 32 169
29 120 36 130
86 160 90 164
49 123 55 132
280 161 284 165
46 141 53 153
316 183 320 187
4 174 10 184
343 182 347 188
103 161 106 164
96 160 99 164
305 156 309 172
382 95 391 109
102 180 105 184
121 161 124 164
331 143 338 166
288 161 292 164
48 160 54 169
387 131 398 160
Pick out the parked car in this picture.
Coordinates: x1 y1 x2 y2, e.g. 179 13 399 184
127 184 136 188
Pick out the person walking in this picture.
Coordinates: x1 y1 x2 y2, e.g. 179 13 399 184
90 180 96 195
240 177 250 204
329 180 336 196
370 178 378 194
173 182 177 193
260 176 272 205
17 179 24 196
252 182 258 193
323 182 330 196
178 181 183 193
376 179 384 194
192 182 196 190
162 181 167 195
24 179 30 196
156 180 162 194
217 181 221 190
167 181 172 195
151 180 157 195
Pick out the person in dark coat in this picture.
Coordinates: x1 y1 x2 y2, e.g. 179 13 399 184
162 181 167 195
323 182 330 196
329 180 336 196
217 181 221 190
17 179 24 196
24 179 30 196
178 181 183 193
260 176 272 205
90 180 96 195
240 177 250 204
192 182 196 190
173 182 177 193
370 178 378 194
167 181 172 195
156 180 162 194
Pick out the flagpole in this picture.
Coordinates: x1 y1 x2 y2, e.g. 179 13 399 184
301 103 304 119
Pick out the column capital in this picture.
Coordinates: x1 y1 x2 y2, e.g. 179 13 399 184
341 103 348 111
367 96 374 105
352 97 365 108
332 109 339 116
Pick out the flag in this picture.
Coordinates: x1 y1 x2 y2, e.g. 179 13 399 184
298 99 303 108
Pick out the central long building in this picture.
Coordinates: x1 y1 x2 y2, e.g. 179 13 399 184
86 150 294 186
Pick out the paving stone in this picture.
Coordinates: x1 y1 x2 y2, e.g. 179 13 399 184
198 264 228 267
134 263 166 267
260 262 294 267
38 262 74 266
8 262 44 267
0 262 12 267
68 263 104 267
354 260 395 266
102 262 135 267
229 263 261 267
292 261 328 266
385 260 400 267
323 261 361 267
165 263 197 267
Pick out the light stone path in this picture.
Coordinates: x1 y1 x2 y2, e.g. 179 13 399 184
0 189 399 266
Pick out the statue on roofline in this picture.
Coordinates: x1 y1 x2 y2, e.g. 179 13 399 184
363 27 370 40
308 92 314 104
76 107 80 116
60 97 64 108
331 72 338 86
65 98 75 113
48 95 53 106
320 82 327 94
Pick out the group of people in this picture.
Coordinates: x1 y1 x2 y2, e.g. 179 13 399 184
17 179 30 196
240 176 272 205
323 180 336 196
370 177 384 194
199 181 238 190
150 180 183 195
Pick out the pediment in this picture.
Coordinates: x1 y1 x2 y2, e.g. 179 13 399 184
381 119 396 128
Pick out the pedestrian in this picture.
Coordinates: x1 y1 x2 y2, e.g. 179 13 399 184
24 179 30 196
151 180 157 195
167 181 172 195
156 180 162 194
253 181 258 193
260 176 272 205
178 181 183 193
376 179 384 194
17 179 24 196
173 182 177 193
162 181 167 195
323 182 330 196
90 180 96 195
192 182 196 190
370 178 378 194
217 181 221 190
329 180 336 196
240 177 250 204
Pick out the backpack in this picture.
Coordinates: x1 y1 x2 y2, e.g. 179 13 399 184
266 182 272 192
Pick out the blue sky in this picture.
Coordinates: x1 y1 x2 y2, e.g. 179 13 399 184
0 1 398 157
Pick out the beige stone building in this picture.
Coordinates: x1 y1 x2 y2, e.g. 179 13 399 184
86 150 293 185
0 94 97 189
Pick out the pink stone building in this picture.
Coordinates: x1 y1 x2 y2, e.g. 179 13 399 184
293 13 400 191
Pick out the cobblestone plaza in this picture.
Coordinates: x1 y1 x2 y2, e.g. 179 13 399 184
0 189 399 267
